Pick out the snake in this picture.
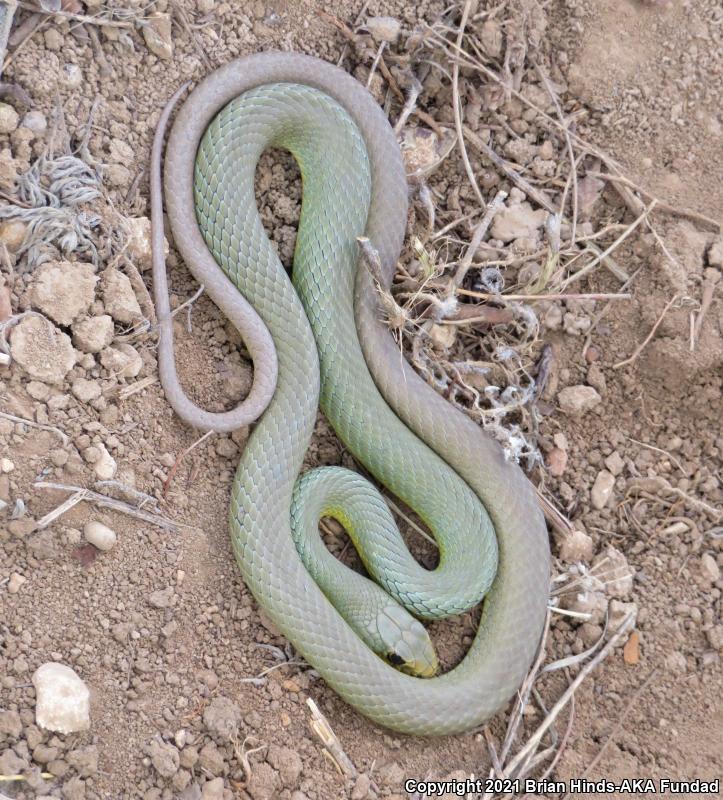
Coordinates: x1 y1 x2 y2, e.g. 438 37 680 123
151 51 550 736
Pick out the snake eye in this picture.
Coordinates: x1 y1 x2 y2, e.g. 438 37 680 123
387 652 405 666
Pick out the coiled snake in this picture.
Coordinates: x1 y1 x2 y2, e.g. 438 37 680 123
151 52 550 735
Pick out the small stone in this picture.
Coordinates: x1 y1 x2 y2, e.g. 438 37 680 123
33 663 90 734
71 378 102 403
558 385 601 416
479 19 503 57
142 12 173 59
364 15 401 43
593 545 634 598
84 521 117 552
245 762 279 800
100 268 142 323
0 147 18 189
203 696 241 740
149 586 175 609
378 761 405 787
428 322 456 349
148 739 180 778
546 447 567 477
604 451 625 476
0 456 13 472
490 201 548 243
586 363 606 395
23 110 47 135
0 709 22 737
0 219 27 251
31 261 97 326
10 315 76 384
558 530 594 563
351 773 371 800
708 237 723 269
109 138 133 164
27 380 51 401
61 63 83 89
201 778 225 800
7 572 27 593
700 553 720 583
72 315 114 354
665 651 687 674
67 745 98 777
608 599 637 633
93 443 117 480
125 216 166 272
0 102 20 134
591 470 615 509
198 741 226 776
100 342 142 378
0 749 26 775
43 27 64 50
564 590 607 625
266 745 302 788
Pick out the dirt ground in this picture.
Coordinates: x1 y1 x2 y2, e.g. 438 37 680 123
1 0 721 799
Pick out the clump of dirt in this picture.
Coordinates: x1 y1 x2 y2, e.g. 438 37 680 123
0 0 721 799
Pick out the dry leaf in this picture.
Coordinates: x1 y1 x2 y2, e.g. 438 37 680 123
623 630 640 665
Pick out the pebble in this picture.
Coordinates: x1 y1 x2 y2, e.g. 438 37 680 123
93 443 117 480
0 102 20 134
100 342 143 378
0 708 22 737
565 590 607 625
608 599 638 633
0 218 27 251
558 529 594 563
148 739 180 778
594 545 634 598
125 216 165 272
364 15 401 42
203 695 241 740
10 315 76 384
33 663 90 733
351 773 372 800
72 314 114 353
7 572 27 593
558 385 601 416
0 456 13 472
591 469 615 509
490 201 547 242
149 586 175 609
142 12 174 59
245 762 279 800
266 745 302 788
700 553 720 583
61 63 83 89
201 778 225 800
84 520 117 551
30 261 97 326
71 378 102 403
23 110 47 135
546 446 567 477
198 741 226 775
665 651 687 674
100 268 142 323
604 451 625 476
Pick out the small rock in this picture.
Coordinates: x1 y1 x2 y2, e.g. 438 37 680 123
428 322 456 349
71 378 102 403
142 12 173 59
665 651 687 674
245 762 279 800
608 599 638 633
377 761 405 787
201 777 225 800
266 745 302 788
564 590 607 625
0 147 18 189
351 773 372 800
0 709 22 737
67 745 98 777
0 102 20 134
586 363 606 395
7 572 27 593
604 451 625 476
100 342 143 378
0 219 27 251
93 443 117 481
125 216 166 272
591 470 615 510
84 521 117 552
0 748 26 776
198 741 226 776
109 138 134 164
557 385 601 416
33 663 90 734
149 586 175 609
10 315 76 384
61 63 83 89
708 237 723 269
203 696 241 740
490 201 547 243
0 456 13 472
72 315 114 354
148 739 180 778
23 110 48 135
100 268 142 323
31 261 97 326
364 15 401 43
593 545 634 598
546 446 567 477
558 530 594 563
479 19 503 57
700 553 720 583
26 380 51 401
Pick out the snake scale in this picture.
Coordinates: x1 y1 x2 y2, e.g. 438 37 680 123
151 52 550 736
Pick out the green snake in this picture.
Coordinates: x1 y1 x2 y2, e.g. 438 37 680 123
151 52 550 736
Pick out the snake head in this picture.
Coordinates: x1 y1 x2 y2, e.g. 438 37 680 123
377 604 439 678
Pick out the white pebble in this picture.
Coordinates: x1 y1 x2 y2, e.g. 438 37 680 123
84 520 117 552
7 572 27 594
0 457 14 473
33 662 90 733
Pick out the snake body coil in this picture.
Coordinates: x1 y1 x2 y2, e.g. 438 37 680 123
156 52 550 735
